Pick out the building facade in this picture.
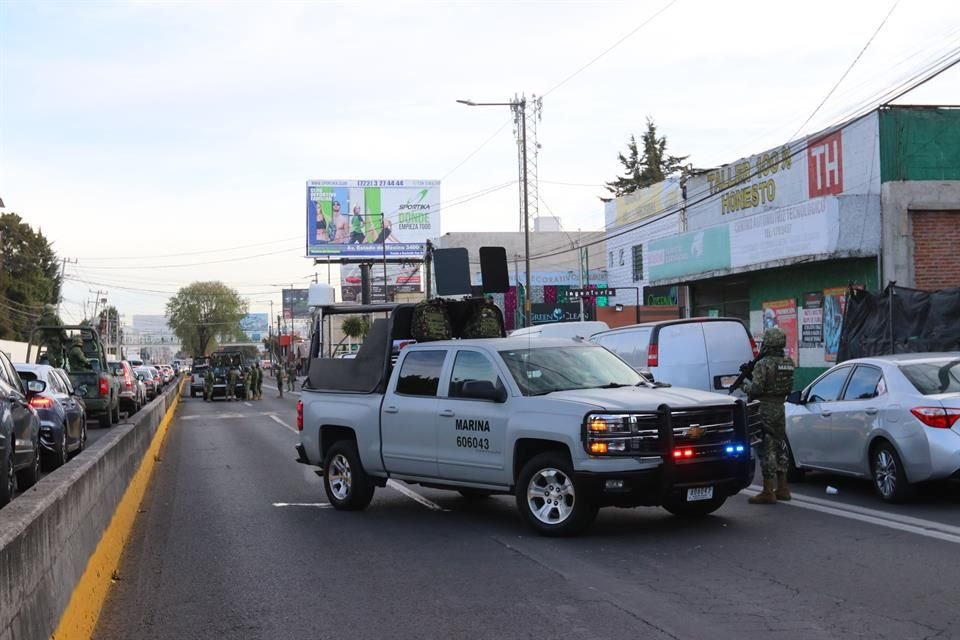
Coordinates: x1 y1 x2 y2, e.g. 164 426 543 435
605 106 959 389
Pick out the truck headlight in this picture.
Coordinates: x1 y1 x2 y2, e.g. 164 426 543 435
584 413 634 456
587 414 631 434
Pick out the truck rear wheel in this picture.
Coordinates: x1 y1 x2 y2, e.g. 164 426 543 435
516 452 596 537
323 441 374 511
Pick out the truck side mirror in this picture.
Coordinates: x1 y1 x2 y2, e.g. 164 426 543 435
786 390 804 405
461 380 507 403
639 368 655 382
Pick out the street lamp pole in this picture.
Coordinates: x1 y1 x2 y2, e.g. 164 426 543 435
456 97 532 327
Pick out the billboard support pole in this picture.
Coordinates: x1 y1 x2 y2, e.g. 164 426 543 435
360 264 372 305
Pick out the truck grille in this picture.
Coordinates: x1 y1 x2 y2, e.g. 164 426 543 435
584 404 746 460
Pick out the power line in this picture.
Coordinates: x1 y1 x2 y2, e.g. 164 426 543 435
75 234 304 262
790 0 901 141
441 118 513 180
541 0 680 98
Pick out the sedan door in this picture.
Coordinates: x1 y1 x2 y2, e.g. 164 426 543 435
435 349 510 485
0 356 37 469
831 365 886 474
787 366 852 470
47 370 82 445
380 350 448 479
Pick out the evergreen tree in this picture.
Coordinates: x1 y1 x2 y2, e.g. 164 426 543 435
0 213 62 340
604 118 689 200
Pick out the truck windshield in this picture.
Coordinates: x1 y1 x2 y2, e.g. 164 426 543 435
499 345 645 396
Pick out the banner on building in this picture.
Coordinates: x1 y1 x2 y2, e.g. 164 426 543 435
800 293 824 348
282 289 310 320
823 287 847 362
762 299 799 364
530 303 595 325
239 313 269 342
306 179 440 260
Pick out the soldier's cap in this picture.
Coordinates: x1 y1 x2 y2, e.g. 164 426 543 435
72 336 84 345
762 326 786 348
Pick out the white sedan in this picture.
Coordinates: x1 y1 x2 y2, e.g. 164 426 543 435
785 353 960 502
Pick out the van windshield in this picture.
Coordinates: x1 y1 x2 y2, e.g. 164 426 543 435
499 345 646 396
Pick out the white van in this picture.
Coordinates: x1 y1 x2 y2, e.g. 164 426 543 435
509 321 609 341
591 318 757 393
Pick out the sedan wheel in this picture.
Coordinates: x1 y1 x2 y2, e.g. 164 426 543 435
872 442 911 503
0 447 15 507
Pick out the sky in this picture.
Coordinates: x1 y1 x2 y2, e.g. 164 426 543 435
1 0 958 324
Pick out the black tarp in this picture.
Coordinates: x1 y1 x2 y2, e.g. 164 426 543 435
838 283 960 361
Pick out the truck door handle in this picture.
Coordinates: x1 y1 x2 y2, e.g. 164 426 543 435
439 409 455 417
820 410 832 417
865 407 878 415
384 406 399 414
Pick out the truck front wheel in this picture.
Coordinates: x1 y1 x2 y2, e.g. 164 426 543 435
516 452 596 537
323 441 374 511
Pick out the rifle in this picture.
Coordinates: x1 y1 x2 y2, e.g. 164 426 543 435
728 352 762 395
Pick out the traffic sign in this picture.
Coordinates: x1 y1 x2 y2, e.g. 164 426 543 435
567 288 616 298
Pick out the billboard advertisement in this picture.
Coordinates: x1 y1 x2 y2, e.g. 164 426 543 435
340 264 422 303
239 313 269 342
306 179 441 260
282 289 310 320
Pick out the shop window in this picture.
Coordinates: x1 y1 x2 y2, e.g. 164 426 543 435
632 245 643 282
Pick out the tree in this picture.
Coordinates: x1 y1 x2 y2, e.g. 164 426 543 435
0 213 62 340
603 118 689 200
98 305 122 346
166 282 247 357
341 316 369 340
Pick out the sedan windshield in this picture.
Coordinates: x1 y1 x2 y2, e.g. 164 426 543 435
499 345 645 396
899 358 960 395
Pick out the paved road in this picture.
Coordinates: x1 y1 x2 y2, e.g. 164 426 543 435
95 385 960 640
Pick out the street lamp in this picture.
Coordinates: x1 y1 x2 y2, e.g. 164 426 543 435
457 96 532 327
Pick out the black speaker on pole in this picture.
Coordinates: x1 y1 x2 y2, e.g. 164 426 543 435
478 246 510 293
433 248 472 296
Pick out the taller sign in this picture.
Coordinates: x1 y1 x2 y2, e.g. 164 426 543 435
306 179 441 261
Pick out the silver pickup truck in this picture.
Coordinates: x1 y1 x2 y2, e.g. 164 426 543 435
297 305 757 535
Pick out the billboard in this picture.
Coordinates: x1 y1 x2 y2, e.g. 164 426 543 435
306 179 441 260
239 313 269 342
282 289 310 320
340 263 422 303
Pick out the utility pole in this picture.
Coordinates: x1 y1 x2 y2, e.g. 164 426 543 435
88 289 107 322
57 257 77 316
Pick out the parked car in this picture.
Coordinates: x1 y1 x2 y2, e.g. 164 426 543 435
509 321 609 340
108 360 144 416
0 350 42 507
590 318 757 393
190 363 208 398
135 367 159 400
785 353 960 502
148 366 163 389
14 364 87 470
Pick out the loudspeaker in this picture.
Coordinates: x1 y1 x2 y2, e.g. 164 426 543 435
479 246 510 293
433 248 472 296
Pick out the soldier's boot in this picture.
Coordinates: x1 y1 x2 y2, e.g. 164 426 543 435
775 473 791 501
748 478 778 504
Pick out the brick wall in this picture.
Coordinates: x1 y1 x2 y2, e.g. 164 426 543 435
911 210 960 290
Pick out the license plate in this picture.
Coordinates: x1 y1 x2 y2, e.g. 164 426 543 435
720 375 738 389
686 486 714 502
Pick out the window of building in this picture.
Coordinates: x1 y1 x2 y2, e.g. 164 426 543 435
618 248 624 266
632 245 643 282
395 351 446 396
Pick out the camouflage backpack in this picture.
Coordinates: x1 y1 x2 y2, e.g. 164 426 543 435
411 298 452 342
460 300 504 339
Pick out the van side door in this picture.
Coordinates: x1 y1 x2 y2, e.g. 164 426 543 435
435 349 511 485
654 323 709 390
380 349 448 479
702 321 755 393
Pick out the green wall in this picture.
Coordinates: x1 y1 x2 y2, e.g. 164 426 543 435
880 107 960 182
749 258 879 390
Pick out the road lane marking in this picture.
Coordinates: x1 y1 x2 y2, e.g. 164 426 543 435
272 502 330 508
387 480 449 512
244 402 252 407
182 412 277 421
268 414 298 434
744 486 960 545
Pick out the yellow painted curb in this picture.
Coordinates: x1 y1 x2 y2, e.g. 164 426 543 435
51 380 186 640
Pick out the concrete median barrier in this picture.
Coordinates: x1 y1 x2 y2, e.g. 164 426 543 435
0 379 185 640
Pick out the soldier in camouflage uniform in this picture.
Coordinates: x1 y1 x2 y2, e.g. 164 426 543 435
241 365 252 401
742 327 796 504
276 363 285 399
226 365 238 401
203 367 214 401
286 362 296 392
